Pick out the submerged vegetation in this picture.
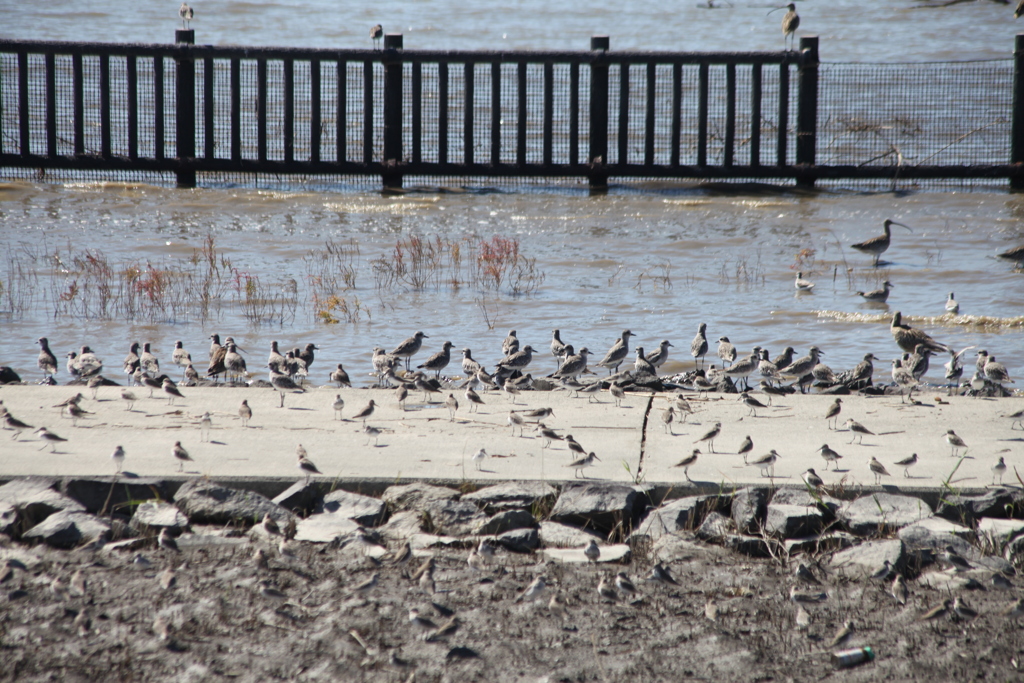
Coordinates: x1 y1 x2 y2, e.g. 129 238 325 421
0 232 545 327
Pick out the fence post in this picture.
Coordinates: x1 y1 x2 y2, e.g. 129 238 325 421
589 35 610 191
1012 34 1024 190
175 29 196 188
795 35 818 188
382 33 404 191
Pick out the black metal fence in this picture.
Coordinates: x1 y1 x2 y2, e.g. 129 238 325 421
0 32 1022 190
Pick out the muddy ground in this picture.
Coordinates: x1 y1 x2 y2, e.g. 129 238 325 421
1 533 1022 682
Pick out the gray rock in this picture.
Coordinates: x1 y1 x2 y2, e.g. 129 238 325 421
0 477 84 536
730 488 768 534
696 511 732 542
173 480 294 527
22 510 111 548
319 489 387 527
130 501 190 533
830 539 906 579
461 481 557 514
382 483 460 512
294 513 361 544
61 477 170 514
936 487 1024 527
378 511 426 541
272 482 323 515
898 517 974 551
980 518 1024 547
473 509 536 536
1004 535 1024 564
630 495 720 543
784 531 856 555
765 504 824 539
770 488 839 516
537 521 604 548
423 500 487 536
840 493 933 536
549 483 640 533
496 527 539 553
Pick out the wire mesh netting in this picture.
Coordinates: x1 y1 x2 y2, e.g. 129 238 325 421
818 60 1012 168
0 42 1016 190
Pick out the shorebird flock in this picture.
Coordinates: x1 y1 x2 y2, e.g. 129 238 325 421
2 296 1019 487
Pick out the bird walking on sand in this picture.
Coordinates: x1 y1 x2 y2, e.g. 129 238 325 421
737 435 753 463
802 468 824 489
34 427 67 453
200 411 212 441
445 393 459 421
508 410 525 437
513 575 547 603
844 419 874 445
465 387 484 413
352 400 376 425
172 441 192 472
673 448 700 481
749 449 780 478
471 448 487 471
662 406 675 434
111 445 125 473
869 457 890 485
584 540 600 563
364 425 382 446
945 429 967 457
894 453 918 478
825 398 842 430
615 572 641 602
162 378 184 405
818 444 843 471
691 323 709 369
239 399 252 427
993 456 1008 485
695 422 721 453
298 453 322 484
566 452 600 479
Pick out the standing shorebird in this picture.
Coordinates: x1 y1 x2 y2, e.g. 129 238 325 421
818 444 843 471
781 3 799 49
566 452 600 479
584 540 600 563
172 441 192 472
390 331 428 370
370 24 384 49
179 3 193 30
351 400 376 425
869 457 890 485
945 292 959 314
845 419 874 445
297 452 322 484
269 367 305 408
993 456 1008 485
597 330 634 374
794 271 814 291
945 429 967 457
749 450 780 478
239 399 252 427
691 323 709 369
111 445 125 473
825 398 842 430
851 219 912 267
37 337 58 380
894 453 918 478
172 341 191 378
890 311 946 355
716 336 737 367
695 422 722 453
802 468 824 489
34 427 67 453
737 435 753 463
471 448 487 471
673 448 700 481
646 340 674 370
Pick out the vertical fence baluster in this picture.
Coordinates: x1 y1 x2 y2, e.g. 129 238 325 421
204 56 214 160
175 33 195 186
337 60 347 163
257 59 267 163
99 53 110 158
543 62 553 166
127 56 138 160
363 59 373 164
18 52 29 155
284 58 294 163
569 62 579 166
516 62 526 166
589 36 609 188
618 64 628 166
644 62 655 167
438 62 448 165
671 62 681 167
46 53 57 157
724 63 735 167
382 34 403 188
491 61 500 165
750 63 761 167
153 56 162 160
412 61 421 164
310 59 321 163
1014 33 1024 189
697 63 708 167
230 58 240 161
465 62 474 165
777 63 789 167
796 36 819 187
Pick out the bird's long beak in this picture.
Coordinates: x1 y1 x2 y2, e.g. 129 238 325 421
891 221 913 232
766 6 784 15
